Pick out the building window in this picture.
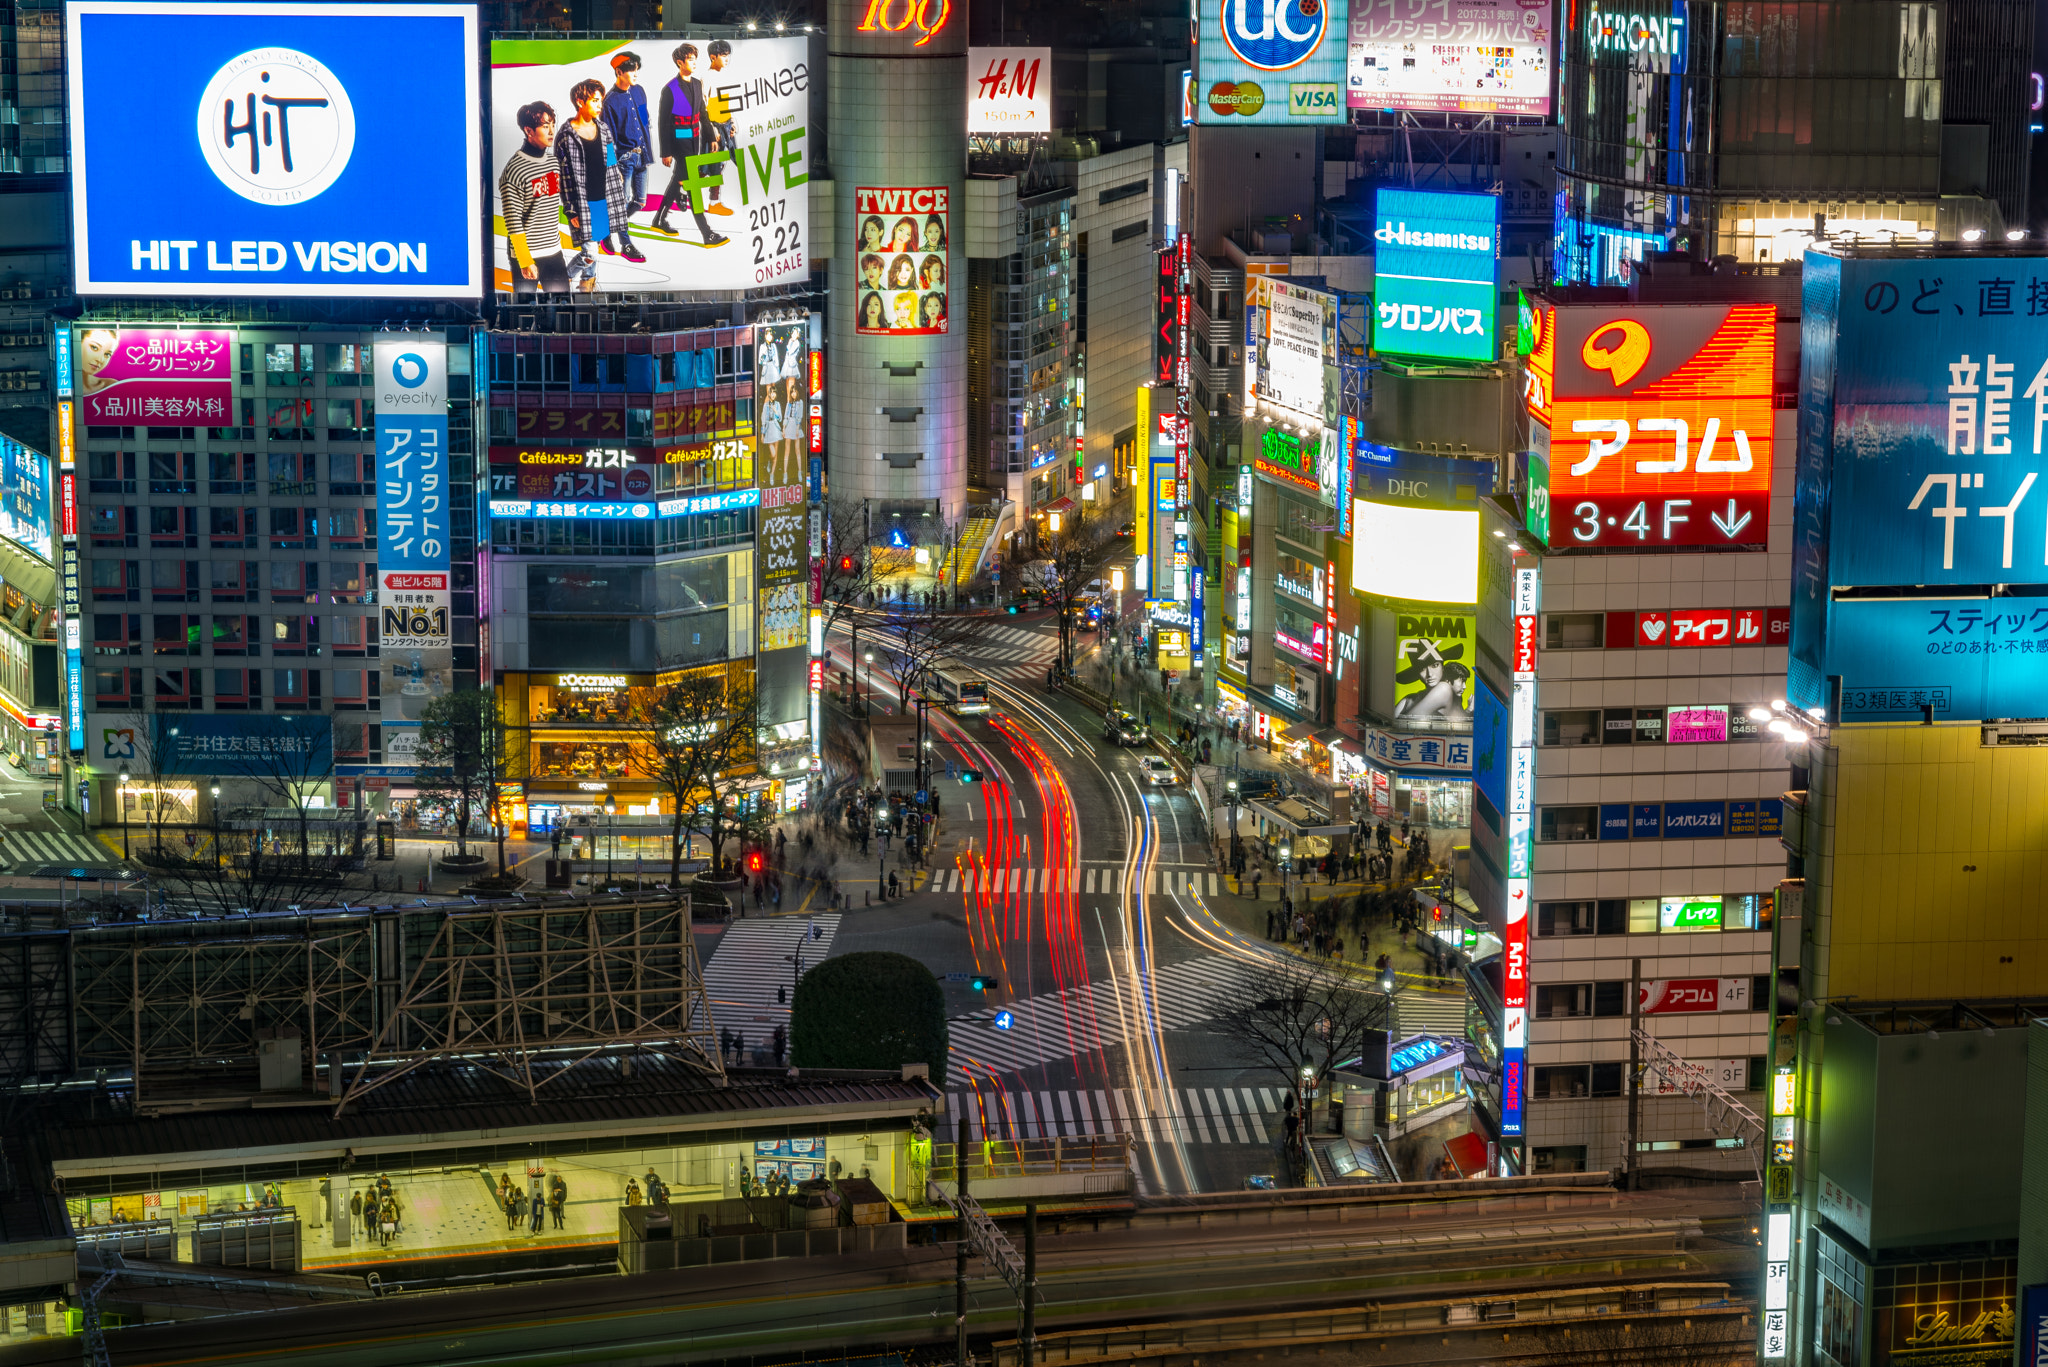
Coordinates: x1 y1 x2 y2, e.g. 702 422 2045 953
272 668 310 707
1532 1064 1590 1097
1532 1145 1588 1172
1544 612 1603 648
214 668 256 708
1535 983 1592 1019
1593 981 1626 1017
1537 901 1595 936
1815 1232 1866 1367
1539 805 1599 841
1590 1062 1625 1096
1542 709 1600 745
152 614 194 654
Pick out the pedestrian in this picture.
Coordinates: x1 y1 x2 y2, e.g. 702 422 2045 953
733 1029 745 1064
1265 908 1275 940
530 1187 546 1234
507 1190 522 1230
349 1189 363 1235
1252 869 1263 900
551 1186 567 1230
625 1179 643 1206
380 1198 396 1244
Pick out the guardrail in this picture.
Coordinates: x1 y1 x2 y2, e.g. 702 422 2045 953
933 1135 1134 1177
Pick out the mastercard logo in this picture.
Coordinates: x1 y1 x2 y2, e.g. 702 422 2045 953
1207 81 1266 117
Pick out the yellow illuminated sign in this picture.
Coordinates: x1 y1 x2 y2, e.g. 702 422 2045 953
1771 1071 1796 1116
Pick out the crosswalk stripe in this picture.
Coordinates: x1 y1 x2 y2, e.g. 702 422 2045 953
938 1085 1289 1146
7 828 123 868
700 914 842 1040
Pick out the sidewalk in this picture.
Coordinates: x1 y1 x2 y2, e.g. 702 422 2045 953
1196 850 1459 989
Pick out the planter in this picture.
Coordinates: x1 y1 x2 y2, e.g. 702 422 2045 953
691 871 745 922
439 853 488 871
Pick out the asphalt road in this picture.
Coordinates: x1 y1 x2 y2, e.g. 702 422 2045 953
810 579 1324 1197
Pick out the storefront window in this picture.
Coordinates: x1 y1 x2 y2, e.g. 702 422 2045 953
534 740 632 780
528 674 652 725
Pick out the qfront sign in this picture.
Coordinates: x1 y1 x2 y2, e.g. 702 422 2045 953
67 1 483 297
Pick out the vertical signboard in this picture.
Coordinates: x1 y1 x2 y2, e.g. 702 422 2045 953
59 393 82 755
1371 189 1498 363
373 338 452 676
1173 233 1192 607
1501 557 1539 1141
758 318 811 746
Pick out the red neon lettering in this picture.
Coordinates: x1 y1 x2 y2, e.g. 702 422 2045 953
856 0 950 42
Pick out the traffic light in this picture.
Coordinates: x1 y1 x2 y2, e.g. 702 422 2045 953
958 768 983 783
745 850 765 875
970 975 999 992
838 555 855 574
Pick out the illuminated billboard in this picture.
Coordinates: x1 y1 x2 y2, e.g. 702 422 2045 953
1527 301 1775 549
1197 0 1349 124
1247 276 1337 422
0 436 51 558
854 186 949 334
1349 0 1551 114
1392 613 1475 721
374 338 451 652
490 37 810 296
1351 500 1479 603
77 328 233 425
1372 189 1497 364
967 48 1051 132
68 1 483 298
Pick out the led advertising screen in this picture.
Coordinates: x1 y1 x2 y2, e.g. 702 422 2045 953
1351 499 1479 603
1392 613 1475 721
1348 0 1552 114
67 1 482 298
0 436 52 558
77 328 233 426
1247 276 1338 421
1372 188 1497 363
1527 301 1776 549
1197 0 1350 124
490 37 810 296
1812 596 2048 721
854 186 949 334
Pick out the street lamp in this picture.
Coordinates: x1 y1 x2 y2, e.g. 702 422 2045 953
1226 774 1241 872
862 650 874 718
118 764 131 861
603 793 617 888
210 783 221 870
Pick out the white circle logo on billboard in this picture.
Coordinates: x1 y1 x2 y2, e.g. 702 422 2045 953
196 48 356 204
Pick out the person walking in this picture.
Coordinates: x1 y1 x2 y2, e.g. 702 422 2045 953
349 1189 363 1237
550 1183 567 1230
530 1186 546 1234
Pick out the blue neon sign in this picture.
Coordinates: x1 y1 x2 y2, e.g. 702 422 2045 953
490 500 656 520
1372 188 1497 364
658 487 763 517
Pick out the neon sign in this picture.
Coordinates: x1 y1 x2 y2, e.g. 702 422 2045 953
856 0 952 46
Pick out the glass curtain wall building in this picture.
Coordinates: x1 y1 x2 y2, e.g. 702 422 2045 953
1556 0 2031 281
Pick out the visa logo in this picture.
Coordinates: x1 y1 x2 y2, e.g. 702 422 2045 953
1289 84 1340 116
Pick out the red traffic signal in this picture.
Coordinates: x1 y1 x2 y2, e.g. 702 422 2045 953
838 555 856 574
745 851 765 874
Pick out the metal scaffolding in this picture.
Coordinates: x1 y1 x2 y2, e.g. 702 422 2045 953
336 894 723 1112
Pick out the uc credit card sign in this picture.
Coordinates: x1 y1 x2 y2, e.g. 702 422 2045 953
1198 0 1348 125
67 2 483 298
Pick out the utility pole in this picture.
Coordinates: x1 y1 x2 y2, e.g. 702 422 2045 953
956 1113 970 1367
1626 955 1642 1191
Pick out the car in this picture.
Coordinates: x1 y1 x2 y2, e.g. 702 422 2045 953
1085 577 1108 598
1103 708 1148 746
1117 521 1135 537
1137 755 1178 786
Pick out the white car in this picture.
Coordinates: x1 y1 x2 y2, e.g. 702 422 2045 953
1137 755 1178 786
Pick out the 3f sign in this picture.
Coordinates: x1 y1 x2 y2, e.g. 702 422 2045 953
857 0 951 44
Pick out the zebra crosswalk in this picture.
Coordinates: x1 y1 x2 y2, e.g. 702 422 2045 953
930 865 1221 896
945 1083 1293 1148
945 626 1062 680
701 914 842 1040
949 955 1249 1081
2 827 125 871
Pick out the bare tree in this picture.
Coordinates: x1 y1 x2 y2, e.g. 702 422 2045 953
1537 1311 1754 1367
1214 954 1393 1113
815 496 887 638
94 709 194 861
869 593 982 704
412 688 512 871
1037 506 1107 672
624 671 759 884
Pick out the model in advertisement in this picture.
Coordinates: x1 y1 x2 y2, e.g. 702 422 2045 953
1393 638 1474 722
601 52 654 253
554 80 640 287
499 102 571 295
702 40 738 217
652 43 729 248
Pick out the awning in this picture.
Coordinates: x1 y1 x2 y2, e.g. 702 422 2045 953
1039 497 1076 515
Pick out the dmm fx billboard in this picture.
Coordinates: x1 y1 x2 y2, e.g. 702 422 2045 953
67 1 482 298
1198 0 1349 123
374 339 451 654
1372 189 1497 364
1526 300 1776 549
1793 251 2048 719
490 37 810 295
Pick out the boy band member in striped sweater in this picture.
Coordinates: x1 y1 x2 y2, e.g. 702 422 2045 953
499 101 570 295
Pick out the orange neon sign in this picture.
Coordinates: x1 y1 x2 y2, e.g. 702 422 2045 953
1531 303 1777 548
856 0 952 45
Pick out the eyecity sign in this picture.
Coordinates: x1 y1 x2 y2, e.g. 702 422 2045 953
67 1 483 298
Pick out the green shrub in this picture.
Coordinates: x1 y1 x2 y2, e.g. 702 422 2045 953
788 951 948 1071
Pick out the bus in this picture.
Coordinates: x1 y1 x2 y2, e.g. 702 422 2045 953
931 666 991 715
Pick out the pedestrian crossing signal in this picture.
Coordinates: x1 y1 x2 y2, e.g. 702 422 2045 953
746 851 765 874
838 555 855 574
958 769 983 783
970 975 998 992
